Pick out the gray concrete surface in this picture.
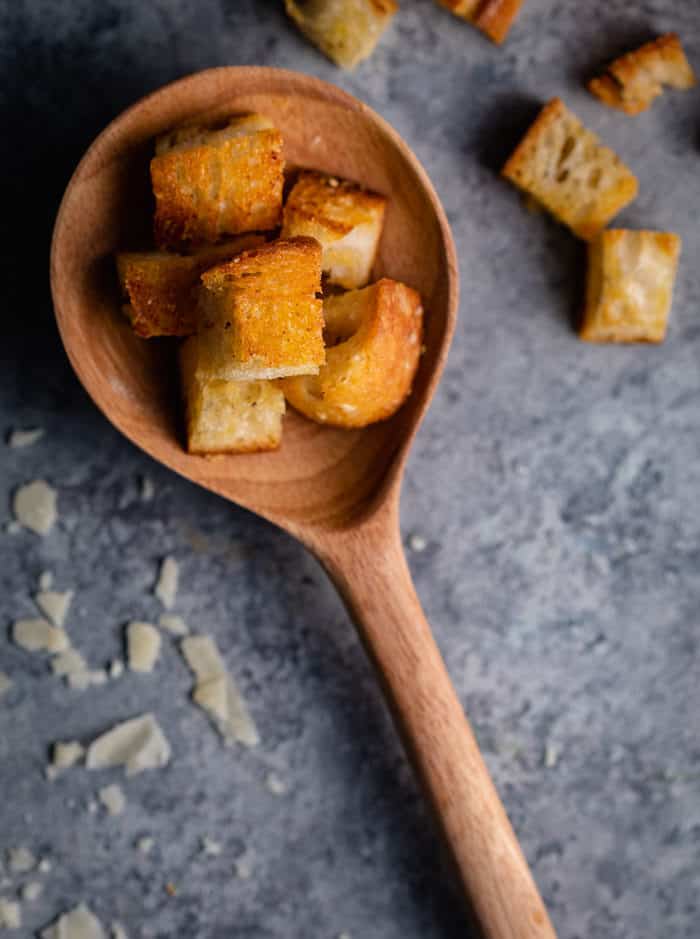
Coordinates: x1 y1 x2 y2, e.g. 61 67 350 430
1 1 699 936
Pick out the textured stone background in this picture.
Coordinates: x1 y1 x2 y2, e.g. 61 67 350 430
1 1 700 937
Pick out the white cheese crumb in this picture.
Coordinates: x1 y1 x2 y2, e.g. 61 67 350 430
127 622 161 673
47 740 85 779
154 557 178 609
8 427 44 448
21 881 42 902
265 772 287 796
0 898 21 928
69 669 108 691
8 847 35 873
234 851 253 880
0 672 12 698
111 923 128 939
98 784 126 817
135 837 153 855
38 571 54 591
41 903 107 939
140 476 154 502
38 859 52 874
86 713 171 776
13 618 68 653
5 521 21 535
109 660 124 679
544 742 559 769
35 590 73 627
158 613 189 636
180 636 259 747
52 649 87 676
408 533 427 553
201 837 222 857
13 480 57 535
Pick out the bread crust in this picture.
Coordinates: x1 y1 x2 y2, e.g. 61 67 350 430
282 278 423 428
580 229 681 343
588 34 696 115
502 98 638 241
436 0 525 44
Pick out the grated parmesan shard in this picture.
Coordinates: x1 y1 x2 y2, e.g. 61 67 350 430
0 898 21 928
13 480 57 535
98 784 126 816
7 427 44 448
41 904 107 939
12 618 68 654
47 741 85 779
126 622 162 673
35 590 73 627
180 636 259 747
154 557 178 609
158 614 189 636
21 881 42 902
86 713 171 776
38 570 54 590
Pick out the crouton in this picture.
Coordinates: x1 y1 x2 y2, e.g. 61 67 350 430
502 98 638 241
436 0 525 44
284 0 397 69
197 237 325 381
151 114 284 250
180 336 285 454
282 278 423 428
116 236 265 337
281 171 386 289
589 34 696 115
580 229 681 343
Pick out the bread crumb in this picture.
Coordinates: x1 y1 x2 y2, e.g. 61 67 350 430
38 859 52 874
47 740 85 779
35 590 73 627
265 772 287 796
127 622 162 673
86 713 171 776
8 428 44 448
109 659 124 679
7 847 35 874
181 636 259 747
155 557 178 609
13 480 57 535
111 923 128 939
201 837 222 857
21 881 42 902
0 898 21 928
99 784 126 816
13 618 68 654
41 903 107 939
87 800 98 815
0 672 12 698
165 882 177 897
136 837 154 855
158 613 189 636
38 571 53 591
408 533 427 553
140 476 155 502
234 851 253 880
51 650 106 690
544 742 559 769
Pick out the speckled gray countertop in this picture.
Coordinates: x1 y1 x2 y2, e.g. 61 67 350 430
1 1 700 937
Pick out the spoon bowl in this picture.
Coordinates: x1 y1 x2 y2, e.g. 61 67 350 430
51 67 555 939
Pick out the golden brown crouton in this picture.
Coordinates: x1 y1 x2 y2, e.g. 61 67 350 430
580 230 681 344
501 98 639 241
180 336 285 455
151 114 284 251
436 0 525 44
197 237 325 382
284 0 397 69
116 236 265 338
281 171 386 290
589 34 696 115
282 278 423 428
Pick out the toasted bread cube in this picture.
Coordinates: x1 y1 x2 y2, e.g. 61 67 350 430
589 34 696 115
436 0 525 44
282 278 423 428
197 237 324 381
284 0 397 69
151 114 284 250
580 230 681 343
180 336 285 454
281 172 386 290
502 98 638 241
116 236 265 338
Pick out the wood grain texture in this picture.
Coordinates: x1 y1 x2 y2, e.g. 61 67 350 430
50 67 555 939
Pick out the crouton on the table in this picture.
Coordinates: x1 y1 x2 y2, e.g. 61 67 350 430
436 0 525 44
284 0 397 69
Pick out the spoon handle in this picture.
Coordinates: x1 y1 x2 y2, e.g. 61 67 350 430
318 516 556 939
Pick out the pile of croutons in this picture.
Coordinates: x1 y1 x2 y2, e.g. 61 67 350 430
117 115 423 455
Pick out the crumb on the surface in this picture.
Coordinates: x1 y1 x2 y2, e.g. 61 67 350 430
0 672 12 699
38 571 53 591
136 837 154 855
13 480 57 535
126 622 162 673
158 613 189 636
0 898 21 928
154 557 178 609
35 590 73 628
12 618 68 654
47 740 85 779
109 659 124 679
265 772 288 796
234 851 253 880
98 784 126 817
40 903 106 939
38 859 52 874
201 837 222 857
7 427 44 448
86 713 171 776
544 742 559 769
140 476 155 502
7 847 36 873
111 922 129 939
21 881 42 902
408 533 427 552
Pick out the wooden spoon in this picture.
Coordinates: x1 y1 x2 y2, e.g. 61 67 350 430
50 67 556 939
